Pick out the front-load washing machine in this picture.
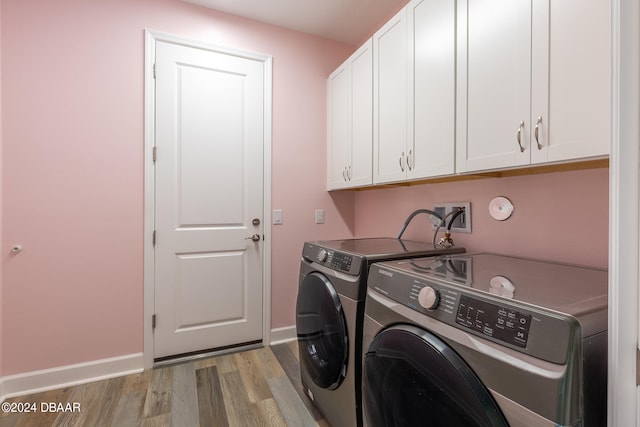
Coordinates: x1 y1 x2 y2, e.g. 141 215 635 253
296 238 464 427
362 253 607 427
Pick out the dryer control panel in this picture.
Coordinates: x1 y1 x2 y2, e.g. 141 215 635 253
302 243 363 276
367 263 576 364
327 251 354 272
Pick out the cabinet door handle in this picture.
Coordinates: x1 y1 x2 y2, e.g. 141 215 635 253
407 149 413 171
342 166 347 181
534 116 543 150
347 165 352 181
399 153 405 172
516 121 525 153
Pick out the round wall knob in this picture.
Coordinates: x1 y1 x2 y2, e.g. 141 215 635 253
418 286 440 310
11 244 23 253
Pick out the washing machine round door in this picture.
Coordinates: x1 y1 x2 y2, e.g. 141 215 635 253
363 324 508 427
296 272 348 390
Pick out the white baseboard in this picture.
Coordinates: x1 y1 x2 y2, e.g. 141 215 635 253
269 325 297 345
0 353 143 402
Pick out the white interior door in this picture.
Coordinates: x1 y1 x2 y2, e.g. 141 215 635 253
153 40 266 359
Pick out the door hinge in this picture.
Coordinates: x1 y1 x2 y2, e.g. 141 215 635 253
152 230 156 246
152 314 157 330
152 146 157 162
637 348 640 385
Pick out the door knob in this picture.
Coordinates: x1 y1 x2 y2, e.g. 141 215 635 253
245 234 261 242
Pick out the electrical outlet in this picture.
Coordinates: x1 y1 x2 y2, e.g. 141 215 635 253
432 202 471 233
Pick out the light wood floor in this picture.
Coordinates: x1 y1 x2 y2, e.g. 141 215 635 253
0 342 329 427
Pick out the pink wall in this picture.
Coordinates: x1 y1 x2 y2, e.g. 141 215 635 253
1 0 609 379
354 167 609 268
1 0 353 375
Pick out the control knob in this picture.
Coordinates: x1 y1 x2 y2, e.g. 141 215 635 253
418 286 440 310
317 249 328 262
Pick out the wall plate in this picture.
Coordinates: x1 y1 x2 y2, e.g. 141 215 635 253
432 202 471 233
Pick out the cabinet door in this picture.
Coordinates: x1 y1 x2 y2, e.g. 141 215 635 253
530 0 610 164
456 0 532 173
373 8 409 184
349 40 373 187
408 0 456 179
327 64 351 190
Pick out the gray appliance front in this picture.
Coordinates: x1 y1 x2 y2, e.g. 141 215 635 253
297 258 361 427
362 278 607 427
296 240 466 427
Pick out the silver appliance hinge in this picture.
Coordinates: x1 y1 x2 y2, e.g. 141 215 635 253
152 230 156 246
152 146 157 162
152 314 157 330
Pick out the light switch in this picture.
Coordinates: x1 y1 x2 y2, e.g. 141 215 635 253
273 209 283 225
315 209 325 224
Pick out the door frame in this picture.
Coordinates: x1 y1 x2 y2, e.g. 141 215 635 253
143 30 273 369
609 0 640 424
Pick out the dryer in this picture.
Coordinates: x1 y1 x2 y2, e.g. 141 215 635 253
296 238 464 427
362 253 607 427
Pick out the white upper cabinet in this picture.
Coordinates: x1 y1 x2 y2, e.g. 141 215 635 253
328 0 610 189
350 40 374 186
327 39 373 190
530 0 611 164
408 0 456 179
327 62 350 189
456 0 532 173
373 8 409 184
373 1 456 184
456 0 610 173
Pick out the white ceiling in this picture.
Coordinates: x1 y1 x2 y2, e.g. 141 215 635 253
181 0 408 45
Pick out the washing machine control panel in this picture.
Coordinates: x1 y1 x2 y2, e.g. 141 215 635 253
369 266 461 320
368 265 539 354
367 259 600 364
455 295 531 348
